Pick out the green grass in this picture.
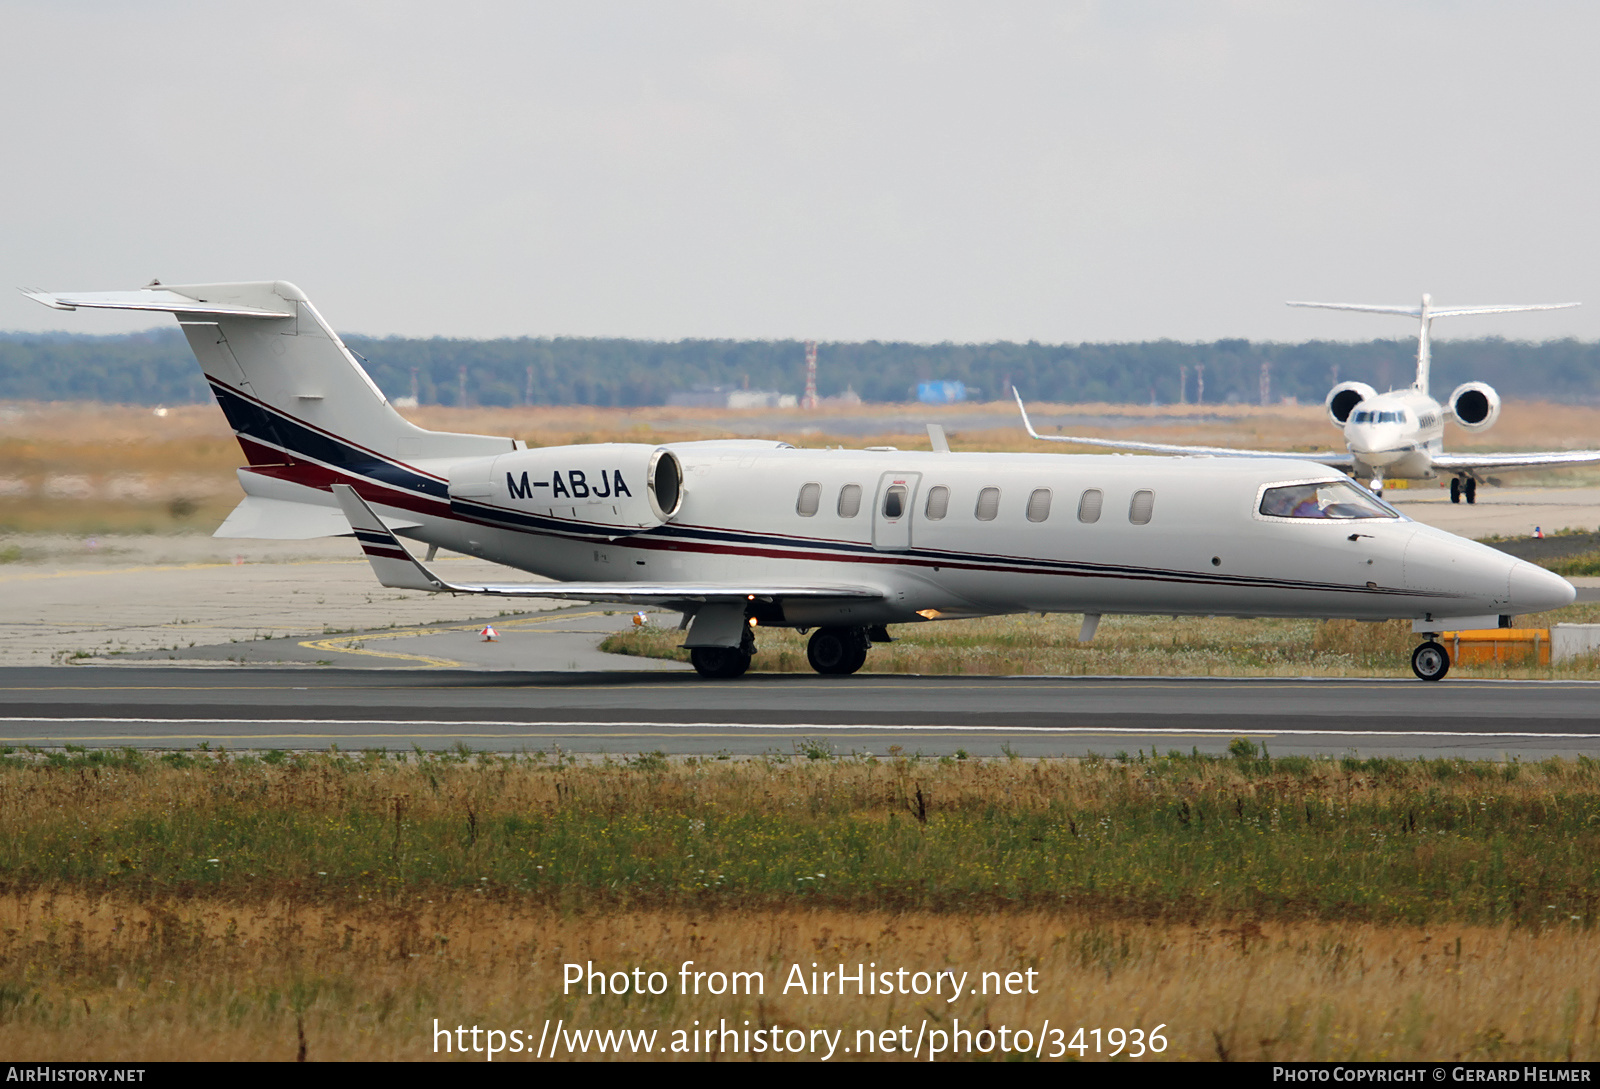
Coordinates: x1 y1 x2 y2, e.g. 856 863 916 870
603 612 1600 677
1548 550 1600 577
3 747 1597 927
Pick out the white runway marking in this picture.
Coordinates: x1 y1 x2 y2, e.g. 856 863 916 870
1 717 1597 739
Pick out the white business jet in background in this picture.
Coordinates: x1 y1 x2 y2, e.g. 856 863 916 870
23 281 1575 681
1015 295 1598 502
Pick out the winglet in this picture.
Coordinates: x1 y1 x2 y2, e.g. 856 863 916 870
1012 386 1050 441
331 484 448 592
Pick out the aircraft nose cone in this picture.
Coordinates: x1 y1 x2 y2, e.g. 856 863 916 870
1507 560 1575 614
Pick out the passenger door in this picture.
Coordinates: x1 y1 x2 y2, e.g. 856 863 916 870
872 472 921 551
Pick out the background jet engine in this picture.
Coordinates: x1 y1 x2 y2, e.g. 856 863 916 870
1325 381 1379 426
1447 382 1501 432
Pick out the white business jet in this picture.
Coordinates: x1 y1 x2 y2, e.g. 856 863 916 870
23 281 1574 681
1015 295 1598 503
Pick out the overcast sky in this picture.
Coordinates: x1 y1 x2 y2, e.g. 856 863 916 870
3 2 1597 345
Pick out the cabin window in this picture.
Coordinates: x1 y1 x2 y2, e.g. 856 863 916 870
1129 490 1155 525
1259 480 1398 520
1026 489 1052 522
838 484 862 518
796 482 820 516
882 485 908 519
924 486 950 520
1078 489 1103 523
975 487 1000 521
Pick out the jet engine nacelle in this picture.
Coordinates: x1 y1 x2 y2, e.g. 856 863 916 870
446 443 684 531
1447 382 1501 433
1325 381 1379 426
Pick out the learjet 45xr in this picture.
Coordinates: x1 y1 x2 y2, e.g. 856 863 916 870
23 280 1575 681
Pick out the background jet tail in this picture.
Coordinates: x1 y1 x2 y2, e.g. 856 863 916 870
1287 296 1579 394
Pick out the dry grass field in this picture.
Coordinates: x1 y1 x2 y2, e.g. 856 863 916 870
6 397 1600 533
5 894 1597 1062
1 749 1597 1061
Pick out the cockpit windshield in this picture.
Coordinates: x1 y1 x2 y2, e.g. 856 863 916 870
1352 410 1406 424
1259 480 1400 521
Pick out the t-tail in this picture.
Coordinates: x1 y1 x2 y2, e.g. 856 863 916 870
1286 295 1579 395
21 281 515 537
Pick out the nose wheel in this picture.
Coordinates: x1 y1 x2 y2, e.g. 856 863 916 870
1411 640 1450 682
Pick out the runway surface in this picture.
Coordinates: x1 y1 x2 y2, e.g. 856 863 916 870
4 666 1599 759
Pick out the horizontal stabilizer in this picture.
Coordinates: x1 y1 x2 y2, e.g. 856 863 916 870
20 286 294 318
1287 300 1580 318
1012 389 1352 466
330 485 883 608
214 495 419 540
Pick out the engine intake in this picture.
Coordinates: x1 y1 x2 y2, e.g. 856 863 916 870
1447 382 1501 432
1325 381 1378 426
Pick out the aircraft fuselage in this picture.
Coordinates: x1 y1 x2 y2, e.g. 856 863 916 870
309 444 1567 628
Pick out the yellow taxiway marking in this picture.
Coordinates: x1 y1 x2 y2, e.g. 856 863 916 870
294 610 616 668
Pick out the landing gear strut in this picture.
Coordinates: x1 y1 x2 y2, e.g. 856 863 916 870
1411 640 1450 682
689 628 756 679
807 626 870 675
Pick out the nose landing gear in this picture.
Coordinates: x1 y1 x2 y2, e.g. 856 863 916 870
1411 639 1450 682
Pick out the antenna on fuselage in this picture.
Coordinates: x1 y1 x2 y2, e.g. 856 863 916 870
1286 296 1579 395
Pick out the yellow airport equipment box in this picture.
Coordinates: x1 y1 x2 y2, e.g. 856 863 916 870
1440 628 1550 666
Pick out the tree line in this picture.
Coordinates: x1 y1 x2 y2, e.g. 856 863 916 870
3 327 1598 407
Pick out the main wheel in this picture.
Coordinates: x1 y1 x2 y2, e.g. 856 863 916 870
1450 478 1461 504
1464 477 1477 505
807 626 868 675
689 646 751 679
1411 640 1450 682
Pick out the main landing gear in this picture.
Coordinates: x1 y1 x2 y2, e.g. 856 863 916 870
806 626 871 675
689 629 756 679
1411 640 1450 682
687 624 889 679
1449 475 1477 505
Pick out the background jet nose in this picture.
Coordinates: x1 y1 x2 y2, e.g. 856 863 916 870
1507 560 1575 614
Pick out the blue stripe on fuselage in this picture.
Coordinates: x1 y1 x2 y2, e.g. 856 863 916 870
211 384 448 499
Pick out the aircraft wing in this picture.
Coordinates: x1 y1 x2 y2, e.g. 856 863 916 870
1012 390 1354 467
331 485 884 609
1430 450 1600 472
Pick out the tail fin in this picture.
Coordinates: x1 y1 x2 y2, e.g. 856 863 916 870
1287 295 1579 395
22 281 513 466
